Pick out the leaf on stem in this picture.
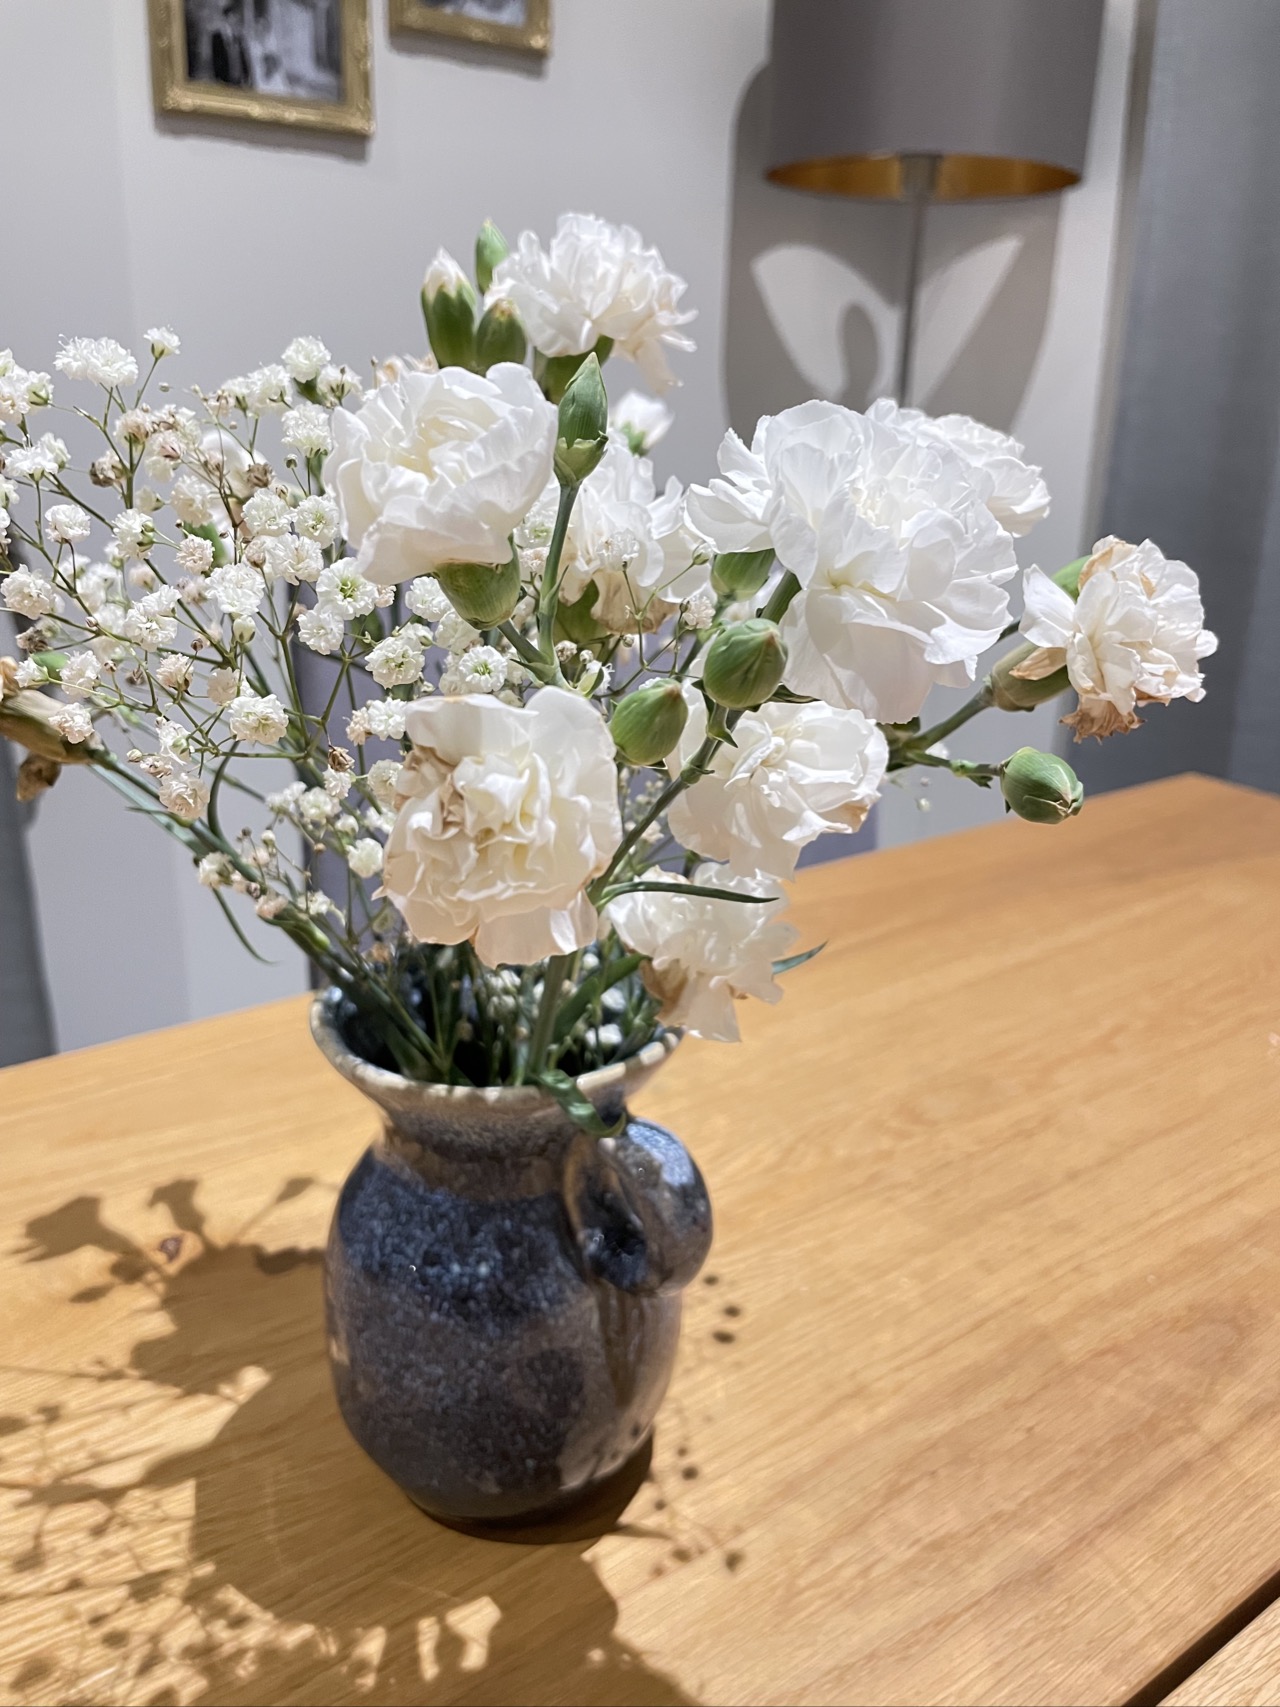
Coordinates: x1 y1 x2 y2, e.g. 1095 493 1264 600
773 942 825 976
532 1066 625 1138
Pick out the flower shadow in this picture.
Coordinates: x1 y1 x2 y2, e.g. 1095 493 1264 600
2 1183 697 1705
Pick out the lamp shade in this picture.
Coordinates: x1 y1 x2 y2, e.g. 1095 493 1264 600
767 0 1105 200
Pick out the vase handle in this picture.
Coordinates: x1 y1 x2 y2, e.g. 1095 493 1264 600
563 1117 713 1296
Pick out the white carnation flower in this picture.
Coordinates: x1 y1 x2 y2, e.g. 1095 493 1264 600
296 603 346 655
60 650 101 698
689 401 1018 723
281 402 333 457
159 766 210 820
227 690 289 744
488 213 696 391
404 575 452 621
607 866 797 1043
383 686 622 966
667 692 888 879
281 335 331 384
241 489 292 539
610 390 673 454
868 400 1051 537
315 558 378 619
55 336 138 389
367 628 425 689
293 494 340 547
323 364 556 585
346 838 385 878
207 562 265 619
46 503 92 545
3 568 62 619
1018 537 1217 739
50 701 95 745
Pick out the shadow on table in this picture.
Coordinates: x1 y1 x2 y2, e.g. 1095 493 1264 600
2 1183 698 1705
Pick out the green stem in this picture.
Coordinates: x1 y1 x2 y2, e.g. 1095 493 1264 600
536 481 580 662
759 570 801 625
889 684 994 771
527 952 574 1079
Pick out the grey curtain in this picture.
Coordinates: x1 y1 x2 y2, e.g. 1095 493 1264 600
1076 0 1280 798
0 738 54 1066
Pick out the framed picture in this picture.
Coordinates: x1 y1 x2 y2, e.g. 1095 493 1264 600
389 0 550 56
147 0 373 137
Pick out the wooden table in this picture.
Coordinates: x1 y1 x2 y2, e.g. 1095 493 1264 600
2 773 1279 1707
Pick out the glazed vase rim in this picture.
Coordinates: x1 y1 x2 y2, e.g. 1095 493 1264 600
310 986 679 1110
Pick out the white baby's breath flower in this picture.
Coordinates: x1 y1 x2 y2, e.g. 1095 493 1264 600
324 364 556 584
175 535 215 575
8 434 70 480
681 590 715 630
238 364 291 415
454 644 507 694
282 336 331 384
49 701 94 745
14 659 49 687
261 535 323 585
435 609 480 653
488 213 696 391
55 336 138 389
266 780 306 814
668 691 888 880
60 651 101 698
293 494 340 547
3 568 62 619
256 893 289 920
206 666 239 706
346 698 407 745
1018 537 1217 739
121 585 180 649
607 866 796 1043
198 852 233 888
114 408 154 447
44 504 91 546
346 838 384 879
147 327 181 358
155 653 194 694
610 390 673 454
282 403 333 457
367 629 426 689
365 757 402 806
299 786 337 826
170 475 220 529
128 563 160 591
112 508 155 560
383 687 622 966
323 766 353 801
207 562 265 619
241 489 292 538
296 603 346 655
227 689 289 744
315 558 378 619
0 359 52 422
404 575 452 622
159 766 210 820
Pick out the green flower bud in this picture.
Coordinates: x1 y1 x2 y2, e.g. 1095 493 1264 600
702 618 787 709
421 254 477 371
537 336 614 404
986 642 1070 711
711 549 775 600
435 549 522 627
474 300 527 370
1000 747 1084 824
610 681 689 766
475 220 509 295
554 354 609 485
1054 555 1089 599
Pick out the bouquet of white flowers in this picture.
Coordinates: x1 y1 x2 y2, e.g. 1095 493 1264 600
0 212 1216 1127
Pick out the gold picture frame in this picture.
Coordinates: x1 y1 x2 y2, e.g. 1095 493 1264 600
389 0 550 56
148 0 373 137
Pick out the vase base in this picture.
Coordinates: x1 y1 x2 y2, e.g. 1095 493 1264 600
408 1433 655 1544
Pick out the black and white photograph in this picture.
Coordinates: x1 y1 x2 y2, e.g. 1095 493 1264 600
389 0 549 56
148 0 372 135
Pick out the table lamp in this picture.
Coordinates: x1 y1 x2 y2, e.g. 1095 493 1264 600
766 0 1106 403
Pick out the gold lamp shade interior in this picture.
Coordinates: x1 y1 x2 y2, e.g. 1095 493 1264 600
766 152 1081 202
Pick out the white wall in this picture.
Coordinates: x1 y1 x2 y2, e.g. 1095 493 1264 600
1 0 1137 1048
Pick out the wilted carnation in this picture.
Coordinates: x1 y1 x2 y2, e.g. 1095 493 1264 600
607 867 796 1043
689 402 1018 723
383 687 622 966
324 365 556 585
55 336 139 389
1018 537 1217 739
667 692 888 879
227 690 289 744
488 213 696 391
282 335 331 383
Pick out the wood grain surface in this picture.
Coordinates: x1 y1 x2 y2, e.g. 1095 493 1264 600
1165 1599 1280 1705
2 774 1279 1707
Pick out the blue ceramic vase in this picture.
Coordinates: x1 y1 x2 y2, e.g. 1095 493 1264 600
312 991 713 1525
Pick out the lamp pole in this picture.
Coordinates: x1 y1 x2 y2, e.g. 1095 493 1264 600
895 153 940 407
